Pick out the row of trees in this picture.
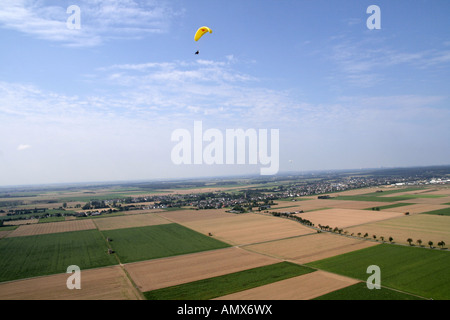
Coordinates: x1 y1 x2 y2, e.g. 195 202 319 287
407 238 446 249
316 224 447 249
270 212 314 227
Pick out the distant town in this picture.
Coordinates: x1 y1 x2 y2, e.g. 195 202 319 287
1 166 449 222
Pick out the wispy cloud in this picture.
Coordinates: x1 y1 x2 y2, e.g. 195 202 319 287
0 0 178 47
92 57 305 127
17 144 31 151
328 37 450 87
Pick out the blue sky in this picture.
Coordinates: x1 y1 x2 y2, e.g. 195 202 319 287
0 0 449 186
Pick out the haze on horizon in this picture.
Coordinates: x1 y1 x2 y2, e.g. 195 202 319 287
0 0 449 187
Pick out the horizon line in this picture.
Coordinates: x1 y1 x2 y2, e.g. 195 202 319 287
1 164 449 189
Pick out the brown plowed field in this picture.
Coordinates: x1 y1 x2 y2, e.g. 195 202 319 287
244 233 379 264
215 270 359 300
5 219 97 237
124 247 281 292
0 266 140 300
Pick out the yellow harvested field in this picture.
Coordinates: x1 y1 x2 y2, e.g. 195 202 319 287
177 213 313 245
158 208 235 223
0 266 141 300
296 208 404 229
124 247 281 292
382 203 450 214
123 208 166 215
160 209 314 245
421 188 450 196
93 213 171 231
345 214 450 246
271 199 338 211
215 270 359 300
149 185 253 196
244 233 379 264
271 199 396 213
5 219 96 237
320 200 398 210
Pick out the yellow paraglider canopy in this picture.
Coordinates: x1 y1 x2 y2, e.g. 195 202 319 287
194 26 212 41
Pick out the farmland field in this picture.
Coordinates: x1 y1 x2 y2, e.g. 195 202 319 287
161 211 314 246
421 207 450 216
345 214 450 246
1 179 449 301
143 262 314 300
125 247 280 292
0 230 117 283
306 244 450 300
332 195 416 202
295 208 404 229
215 271 359 300
0 265 140 300
103 223 231 263
363 203 415 211
313 282 424 300
244 232 379 264
93 213 171 230
381 203 450 214
6 219 97 237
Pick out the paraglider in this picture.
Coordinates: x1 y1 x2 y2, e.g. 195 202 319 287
194 26 212 55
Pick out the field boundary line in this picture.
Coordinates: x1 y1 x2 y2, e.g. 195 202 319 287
97 227 145 300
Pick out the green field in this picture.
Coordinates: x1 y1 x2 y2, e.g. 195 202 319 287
103 224 230 264
0 225 17 231
144 262 314 300
314 282 425 300
421 207 450 216
306 244 450 300
0 230 117 283
364 203 414 211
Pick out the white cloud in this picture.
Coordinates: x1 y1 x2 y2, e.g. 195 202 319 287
0 74 449 185
328 38 450 87
17 144 31 151
0 0 178 47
